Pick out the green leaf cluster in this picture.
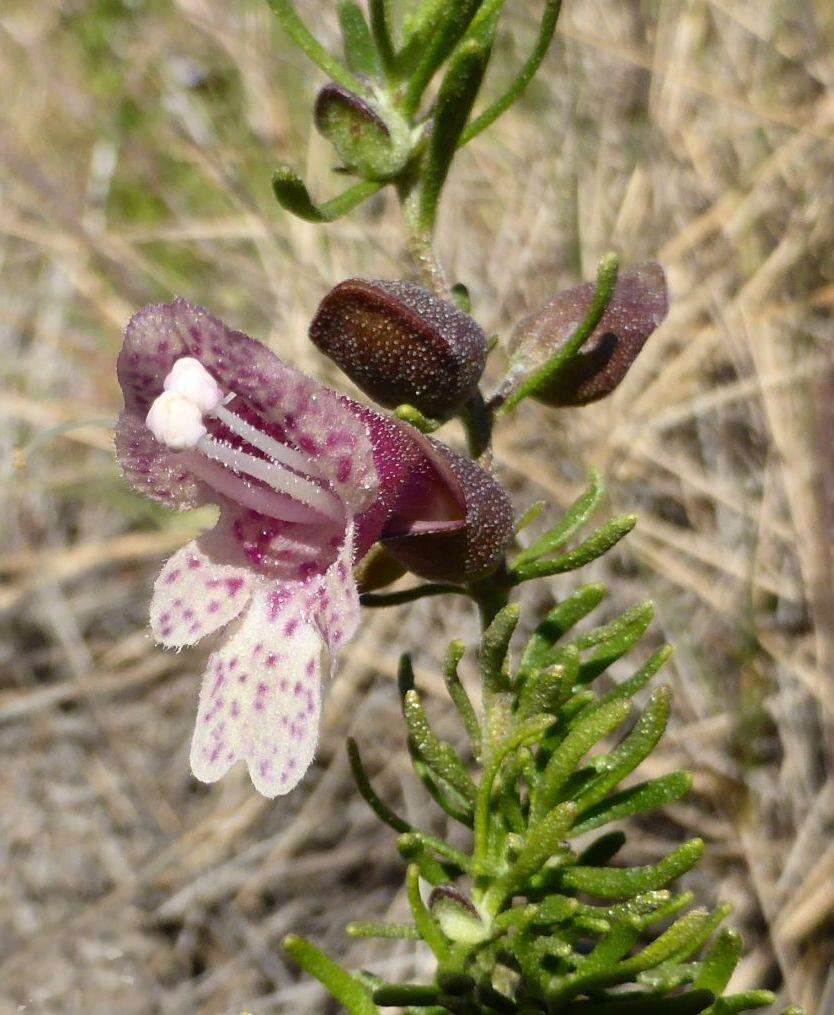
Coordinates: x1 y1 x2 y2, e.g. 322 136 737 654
266 0 563 232
284 474 795 1014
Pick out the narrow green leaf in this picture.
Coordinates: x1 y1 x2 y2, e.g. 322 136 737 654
481 604 520 693
398 829 471 874
338 2 382 77
638 960 699 991
707 992 777 1014
530 697 631 821
695 928 742 994
283 935 379 1014
517 657 577 720
443 640 482 751
459 0 563 146
551 911 714 1002
619 909 712 974
397 833 453 887
572 771 693 834
513 469 605 567
576 603 655 685
397 0 449 73
560 990 715 1014
500 252 621 414
347 921 421 940
406 865 449 960
265 0 366 93
593 644 673 710
474 714 555 866
573 687 673 812
533 893 578 923
403 688 477 803
361 583 468 608
509 514 637 584
634 891 696 930
670 903 733 963
488 802 576 908
515 500 547 533
574 890 674 932
418 38 489 231
573 600 654 651
402 0 483 115
368 0 395 75
409 747 475 826
374 983 442 1005
347 737 411 833
560 839 704 900
517 585 607 681
272 167 382 222
575 920 642 975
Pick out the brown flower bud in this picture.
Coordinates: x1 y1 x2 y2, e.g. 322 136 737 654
381 439 513 583
309 278 488 418
508 261 668 406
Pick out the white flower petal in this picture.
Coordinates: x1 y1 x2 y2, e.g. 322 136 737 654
189 584 324 797
151 540 257 648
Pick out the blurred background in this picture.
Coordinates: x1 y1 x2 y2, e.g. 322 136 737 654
2 0 833 1011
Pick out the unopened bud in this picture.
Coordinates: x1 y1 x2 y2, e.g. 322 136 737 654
429 886 490 945
314 83 411 180
508 262 668 406
310 278 487 418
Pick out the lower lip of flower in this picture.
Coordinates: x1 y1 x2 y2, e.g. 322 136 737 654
146 360 343 525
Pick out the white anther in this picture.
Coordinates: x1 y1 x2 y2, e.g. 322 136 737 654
146 391 207 450
162 357 224 414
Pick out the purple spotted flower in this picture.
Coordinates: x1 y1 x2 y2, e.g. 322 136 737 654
116 299 512 797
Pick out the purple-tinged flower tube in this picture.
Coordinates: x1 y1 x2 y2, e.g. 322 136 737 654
309 278 487 418
507 262 669 406
116 299 511 797
380 440 514 583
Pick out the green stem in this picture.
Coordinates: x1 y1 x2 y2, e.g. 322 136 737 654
360 583 471 607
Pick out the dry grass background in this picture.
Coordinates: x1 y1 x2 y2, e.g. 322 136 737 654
1 0 833 1011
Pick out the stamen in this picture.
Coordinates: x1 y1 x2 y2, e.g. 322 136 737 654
197 436 342 521
212 403 317 477
185 453 323 524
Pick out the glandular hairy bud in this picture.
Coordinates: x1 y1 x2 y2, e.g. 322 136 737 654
508 262 669 406
382 440 514 583
309 278 488 418
314 83 412 180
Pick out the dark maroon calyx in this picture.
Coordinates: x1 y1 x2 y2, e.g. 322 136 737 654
509 262 669 406
310 278 488 418
381 439 514 584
